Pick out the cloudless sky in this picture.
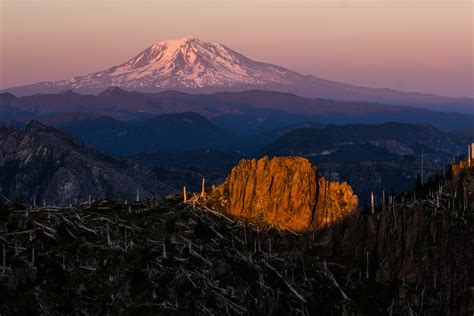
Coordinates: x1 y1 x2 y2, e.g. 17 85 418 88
1 0 472 97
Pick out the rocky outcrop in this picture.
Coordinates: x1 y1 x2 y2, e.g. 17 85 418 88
208 156 358 231
313 177 359 228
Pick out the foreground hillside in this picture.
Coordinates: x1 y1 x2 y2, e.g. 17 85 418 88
0 158 472 314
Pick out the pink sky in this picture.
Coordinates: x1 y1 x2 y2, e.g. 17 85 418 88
1 0 472 97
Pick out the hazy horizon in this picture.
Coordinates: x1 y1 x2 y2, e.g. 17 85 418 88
1 0 472 98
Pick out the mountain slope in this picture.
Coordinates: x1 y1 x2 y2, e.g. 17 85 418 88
0 92 26 121
0 122 214 204
2 37 472 113
259 122 461 159
59 36 296 90
258 123 467 199
57 112 248 155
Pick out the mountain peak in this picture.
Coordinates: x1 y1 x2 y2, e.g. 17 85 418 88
58 89 78 95
25 120 54 133
0 92 17 99
0 92 18 103
98 86 129 96
156 35 199 44
148 36 202 51
55 36 293 91
3 37 474 112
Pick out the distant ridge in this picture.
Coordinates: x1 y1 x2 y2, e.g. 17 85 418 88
2 36 472 113
1 89 473 132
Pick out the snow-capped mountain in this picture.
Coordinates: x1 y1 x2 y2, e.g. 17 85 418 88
3 36 473 113
59 36 297 90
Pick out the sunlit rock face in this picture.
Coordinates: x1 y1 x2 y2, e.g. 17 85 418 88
209 156 358 231
314 178 359 228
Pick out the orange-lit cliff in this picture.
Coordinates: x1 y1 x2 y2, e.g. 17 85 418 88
207 156 358 231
